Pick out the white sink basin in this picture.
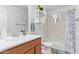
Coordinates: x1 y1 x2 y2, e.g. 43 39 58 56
0 40 9 50
5 36 20 42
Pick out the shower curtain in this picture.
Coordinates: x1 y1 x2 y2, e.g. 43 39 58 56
65 9 76 54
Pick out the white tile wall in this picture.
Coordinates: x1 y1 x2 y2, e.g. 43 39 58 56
0 6 28 38
0 6 7 38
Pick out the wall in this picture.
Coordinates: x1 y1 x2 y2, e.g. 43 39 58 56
7 6 28 35
0 6 8 38
28 5 48 41
47 12 66 40
47 6 75 41
28 5 36 33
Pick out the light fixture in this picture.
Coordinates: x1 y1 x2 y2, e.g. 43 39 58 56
52 13 59 23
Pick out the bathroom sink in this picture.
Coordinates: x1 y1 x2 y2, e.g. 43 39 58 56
5 36 21 44
6 36 18 40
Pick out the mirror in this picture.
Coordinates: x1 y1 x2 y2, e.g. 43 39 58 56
0 5 28 37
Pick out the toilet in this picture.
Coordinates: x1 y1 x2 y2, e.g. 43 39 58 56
42 42 53 54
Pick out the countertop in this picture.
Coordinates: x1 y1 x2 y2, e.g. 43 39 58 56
0 34 41 52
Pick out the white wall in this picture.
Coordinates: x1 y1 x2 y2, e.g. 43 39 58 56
7 6 28 35
0 6 8 38
47 12 66 40
28 5 36 33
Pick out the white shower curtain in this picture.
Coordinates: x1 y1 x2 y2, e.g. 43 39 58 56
65 9 76 54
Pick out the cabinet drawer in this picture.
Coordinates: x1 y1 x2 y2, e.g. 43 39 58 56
3 39 41 54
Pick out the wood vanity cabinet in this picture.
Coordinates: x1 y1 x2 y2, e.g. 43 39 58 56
2 38 41 54
35 44 41 54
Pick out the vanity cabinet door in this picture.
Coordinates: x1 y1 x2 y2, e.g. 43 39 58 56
25 48 34 54
35 44 41 54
